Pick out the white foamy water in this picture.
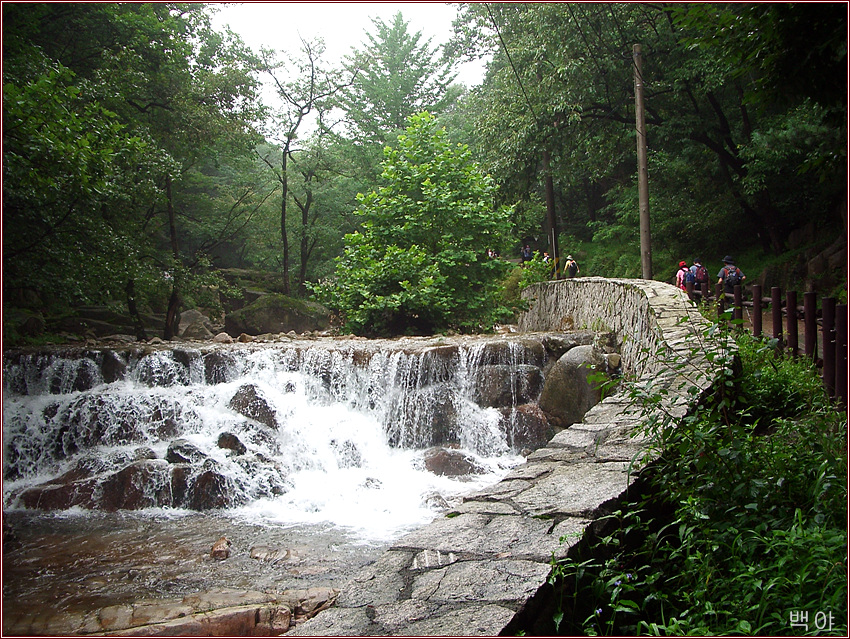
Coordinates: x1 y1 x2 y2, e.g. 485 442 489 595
3 340 530 542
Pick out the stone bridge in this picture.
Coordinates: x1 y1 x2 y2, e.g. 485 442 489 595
292 278 719 636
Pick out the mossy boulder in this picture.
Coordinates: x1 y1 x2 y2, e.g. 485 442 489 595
224 294 330 336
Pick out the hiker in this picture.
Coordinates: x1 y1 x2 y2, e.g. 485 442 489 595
675 260 690 290
717 255 746 293
520 244 534 263
565 255 580 278
690 259 709 288
689 258 710 298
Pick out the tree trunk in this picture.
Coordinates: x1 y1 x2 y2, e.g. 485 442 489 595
164 173 181 340
298 188 314 294
125 278 148 342
541 150 560 278
280 149 291 295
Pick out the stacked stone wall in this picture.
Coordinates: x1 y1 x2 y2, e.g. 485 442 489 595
293 278 724 637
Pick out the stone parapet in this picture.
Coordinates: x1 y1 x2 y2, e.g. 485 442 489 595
293 278 723 636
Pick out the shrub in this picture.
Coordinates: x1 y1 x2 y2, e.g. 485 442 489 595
547 324 847 636
312 112 514 336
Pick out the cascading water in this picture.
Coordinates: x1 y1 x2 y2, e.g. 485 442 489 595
3 337 543 542
3 333 598 626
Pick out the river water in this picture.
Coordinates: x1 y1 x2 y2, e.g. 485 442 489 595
3 336 538 625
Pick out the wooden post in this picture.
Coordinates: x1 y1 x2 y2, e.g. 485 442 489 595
752 284 762 337
716 283 725 316
804 291 818 360
542 150 561 279
633 44 651 279
786 291 798 357
822 297 836 397
733 285 743 324
771 287 783 345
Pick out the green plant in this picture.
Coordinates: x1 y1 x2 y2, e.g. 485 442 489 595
546 314 847 636
311 112 514 336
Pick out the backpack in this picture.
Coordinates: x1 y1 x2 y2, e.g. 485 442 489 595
684 269 696 285
724 265 742 287
567 260 578 277
695 264 709 284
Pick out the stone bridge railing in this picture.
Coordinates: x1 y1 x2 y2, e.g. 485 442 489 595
293 278 720 637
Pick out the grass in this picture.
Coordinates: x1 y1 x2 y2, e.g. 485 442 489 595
545 317 847 636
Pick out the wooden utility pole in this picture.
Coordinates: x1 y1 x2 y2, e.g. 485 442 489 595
541 150 561 278
633 44 652 280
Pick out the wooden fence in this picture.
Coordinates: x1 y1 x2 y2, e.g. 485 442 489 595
685 281 848 410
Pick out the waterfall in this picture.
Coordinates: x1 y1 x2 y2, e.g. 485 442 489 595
2 337 547 541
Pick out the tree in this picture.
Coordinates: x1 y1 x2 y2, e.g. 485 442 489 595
451 2 846 272
313 112 514 336
338 11 462 148
258 37 355 295
2 3 267 338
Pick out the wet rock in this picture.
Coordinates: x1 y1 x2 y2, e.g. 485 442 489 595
132 447 157 461
501 403 554 451
210 536 232 560
472 364 544 408
165 439 207 464
133 351 191 387
228 384 279 430
212 332 234 344
538 345 604 429
330 439 362 468
217 432 247 456
203 350 236 384
388 384 458 448
98 460 173 511
189 469 244 510
294 587 340 620
17 477 99 510
423 447 486 477
100 350 128 383
250 546 293 563
421 491 451 510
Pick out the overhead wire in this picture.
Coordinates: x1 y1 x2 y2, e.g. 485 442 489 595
485 2 540 127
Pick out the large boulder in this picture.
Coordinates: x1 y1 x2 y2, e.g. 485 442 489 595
422 447 487 476
228 384 279 430
472 364 544 408
500 403 554 452
224 294 330 337
537 345 604 429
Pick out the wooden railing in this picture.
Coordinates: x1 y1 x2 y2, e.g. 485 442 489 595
685 281 848 410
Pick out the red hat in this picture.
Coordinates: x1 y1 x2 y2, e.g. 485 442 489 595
679 260 687 267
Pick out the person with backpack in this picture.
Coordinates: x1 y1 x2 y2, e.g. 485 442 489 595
675 260 690 290
565 255 580 278
691 259 709 287
717 255 745 293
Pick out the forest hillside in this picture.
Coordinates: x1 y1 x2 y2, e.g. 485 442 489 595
3 3 846 343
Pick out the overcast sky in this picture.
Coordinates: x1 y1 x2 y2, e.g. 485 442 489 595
209 1 487 87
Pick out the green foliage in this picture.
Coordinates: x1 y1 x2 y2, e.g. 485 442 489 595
452 2 846 275
547 321 847 636
312 112 514 335
339 11 461 148
518 253 554 290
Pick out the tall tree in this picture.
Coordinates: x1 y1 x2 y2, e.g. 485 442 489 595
313 112 514 336
258 37 355 295
338 11 462 148
451 3 846 271
3 3 266 337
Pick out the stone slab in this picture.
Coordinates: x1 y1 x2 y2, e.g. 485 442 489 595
512 462 634 517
